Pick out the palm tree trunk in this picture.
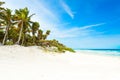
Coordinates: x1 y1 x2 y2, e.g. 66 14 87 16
2 25 9 45
16 21 23 45
21 33 25 45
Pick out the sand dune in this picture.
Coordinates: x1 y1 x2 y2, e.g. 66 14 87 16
0 45 120 80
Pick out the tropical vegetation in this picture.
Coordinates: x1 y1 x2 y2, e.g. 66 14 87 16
0 1 75 53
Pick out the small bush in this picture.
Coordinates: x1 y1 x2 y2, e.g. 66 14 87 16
5 41 14 45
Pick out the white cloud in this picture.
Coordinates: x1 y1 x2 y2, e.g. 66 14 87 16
49 23 105 38
28 0 59 22
61 35 120 49
78 23 105 30
60 0 74 19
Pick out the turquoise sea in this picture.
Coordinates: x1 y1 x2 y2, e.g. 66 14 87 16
75 49 120 56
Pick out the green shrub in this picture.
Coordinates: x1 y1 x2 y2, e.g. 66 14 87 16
65 47 75 53
5 41 14 45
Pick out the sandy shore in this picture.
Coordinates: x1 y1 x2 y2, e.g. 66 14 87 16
0 45 120 80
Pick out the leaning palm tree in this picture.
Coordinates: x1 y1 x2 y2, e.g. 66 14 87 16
14 7 34 45
0 8 13 44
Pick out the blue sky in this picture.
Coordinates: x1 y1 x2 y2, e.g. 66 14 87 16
2 0 120 49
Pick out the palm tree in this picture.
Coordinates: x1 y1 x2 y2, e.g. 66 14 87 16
46 30 50 35
14 7 34 45
0 1 5 10
31 22 39 36
8 26 19 43
37 30 50 40
0 1 5 33
0 1 5 6
44 30 50 40
37 29 43 40
31 22 40 43
0 8 13 44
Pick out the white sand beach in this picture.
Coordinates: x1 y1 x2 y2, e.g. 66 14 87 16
0 45 120 80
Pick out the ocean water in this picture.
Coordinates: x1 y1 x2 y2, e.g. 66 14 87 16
76 49 120 56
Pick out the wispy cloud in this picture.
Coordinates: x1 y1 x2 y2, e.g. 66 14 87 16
49 23 105 38
28 0 59 21
78 23 105 30
60 0 74 19
61 34 120 49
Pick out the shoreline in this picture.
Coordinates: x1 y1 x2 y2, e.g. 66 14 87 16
0 45 120 80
